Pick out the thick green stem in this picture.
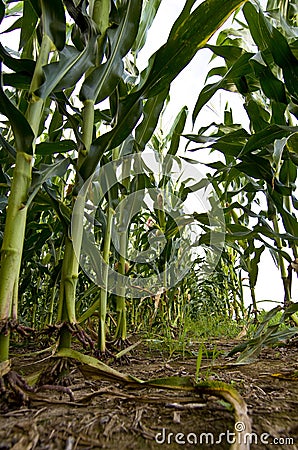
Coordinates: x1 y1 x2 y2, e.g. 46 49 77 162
115 230 128 340
272 214 291 306
57 236 79 350
58 237 79 320
26 35 52 136
78 100 95 169
0 153 31 362
58 324 72 351
114 158 131 341
92 0 110 31
98 206 114 352
283 172 298 260
47 279 58 326
249 281 258 322
0 32 51 362
0 334 9 362
91 0 111 65
57 96 95 349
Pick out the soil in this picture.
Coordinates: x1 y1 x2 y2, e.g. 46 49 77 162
0 338 297 450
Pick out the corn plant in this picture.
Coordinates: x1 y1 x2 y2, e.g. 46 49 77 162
187 0 298 311
0 0 68 362
0 0 248 371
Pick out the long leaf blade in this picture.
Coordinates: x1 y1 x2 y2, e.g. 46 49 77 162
138 0 248 98
0 61 34 154
40 0 66 51
80 0 142 103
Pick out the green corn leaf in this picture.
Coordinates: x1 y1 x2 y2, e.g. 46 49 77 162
132 0 162 55
251 59 287 104
40 0 66 51
236 156 291 192
193 52 254 123
115 340 142 359
206 43 244 63
241 124 298 155
280 158 297 185
37 37 97 99
0 42 35 75
243 2 298 99
267 31 298 100
19 0 39 51
236 325 280 364
244 98 270 132
242 2 271 51
167 0 197 41
1 16 23 34
80 0 143 103
135 87 169 150
64 0 92 36
0 0 4 24
286 132 298 154
265 327 298 345
211 129 251 157
35 140 77 156
271 102 287 126
255 306 282 338
80 55 124 104
195 344 204 382
81 0 247 179
273 137 287 171
250 245 265 288
0 61 34 155
3 73 32 90
25 224 52 252
283 303 298 320
118 134 135 157
0 134 16 160
139 0 248 99
269 189 298 237
42 184 71 229
57 348 137 383
28 0 41 17
28 157 71 207
167 106 188 156
58 347 250 431
48 109 64 142
224 222 298 245
80 93 143 179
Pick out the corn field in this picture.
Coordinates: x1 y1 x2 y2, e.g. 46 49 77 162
0 0 297 448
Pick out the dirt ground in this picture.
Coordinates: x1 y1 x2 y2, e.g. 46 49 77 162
0 338 297 450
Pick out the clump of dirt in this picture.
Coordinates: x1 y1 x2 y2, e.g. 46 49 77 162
0 339 297 450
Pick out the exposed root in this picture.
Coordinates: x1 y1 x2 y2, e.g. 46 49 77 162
36 383 74 401
0 373 75 407
93 347 115 360
37 357 74 387
67 323 94 350
92 339 133 364
1 370 34 405
39 322 95 350
113 337 132 350
0 319 34 338
111 338 133 365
